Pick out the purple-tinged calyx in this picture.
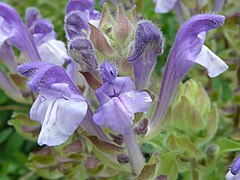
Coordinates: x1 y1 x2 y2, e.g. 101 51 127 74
129 20 163 90
149 14 228 136
18 62 88 146
226 156 240 180
0 2 41 62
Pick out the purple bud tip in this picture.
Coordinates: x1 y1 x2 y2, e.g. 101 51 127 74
66 0 94 15
100 62 117 83
128 20 163 62
231 156 240 175
65 12 89 39
17 62 48 77
33 20 53 34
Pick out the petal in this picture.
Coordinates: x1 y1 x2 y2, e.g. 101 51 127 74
195 45 228 77
95 84 112 105
37 98 88 146
150 14 225 128
25 7 42 28
0 2 41 61
0 43 17 73
128 20 163 62
18 63 80 94
93 97 133 134
0 17 12 47
38 39 68 66
30 95 50 123
118 91 152 113
65 11 90 39
155 0 177 13
66 0 94 14
113 77 134 94
100 62 116 83
226 171 240 180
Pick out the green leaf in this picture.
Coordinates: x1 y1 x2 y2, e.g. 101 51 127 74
166 134 201 157
196 105 219 144
136 152 159 180
0 128 13 144
8 113 40 141
214 138 240 154
158 150 184 180
173 96 203 134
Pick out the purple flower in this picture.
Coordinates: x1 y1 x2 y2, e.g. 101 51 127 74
226 157 240 180
129 20 163 90
65 0 100 40
150 14 228 132
93 62 152 135
0 2 40 62
154 0 178 13
26 7 68 66
18 62 88 146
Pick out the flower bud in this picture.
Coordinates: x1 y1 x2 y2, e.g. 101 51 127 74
68 37 98 73
128 20 163 90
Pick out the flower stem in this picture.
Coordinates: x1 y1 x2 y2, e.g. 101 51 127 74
123 129 145 175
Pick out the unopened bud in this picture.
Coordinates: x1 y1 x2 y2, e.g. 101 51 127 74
68 37 98 72
117 154 129 164
109 132 123 145
206 144 220 161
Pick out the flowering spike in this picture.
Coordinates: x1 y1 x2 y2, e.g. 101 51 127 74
149 14 227 134
68 37 98 72
128 20 163 90
100 62 117 83
0 2 41 61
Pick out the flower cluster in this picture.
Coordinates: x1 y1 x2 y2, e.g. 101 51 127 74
0 0 229 178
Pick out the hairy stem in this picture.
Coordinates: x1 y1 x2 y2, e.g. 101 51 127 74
123 129 145 175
